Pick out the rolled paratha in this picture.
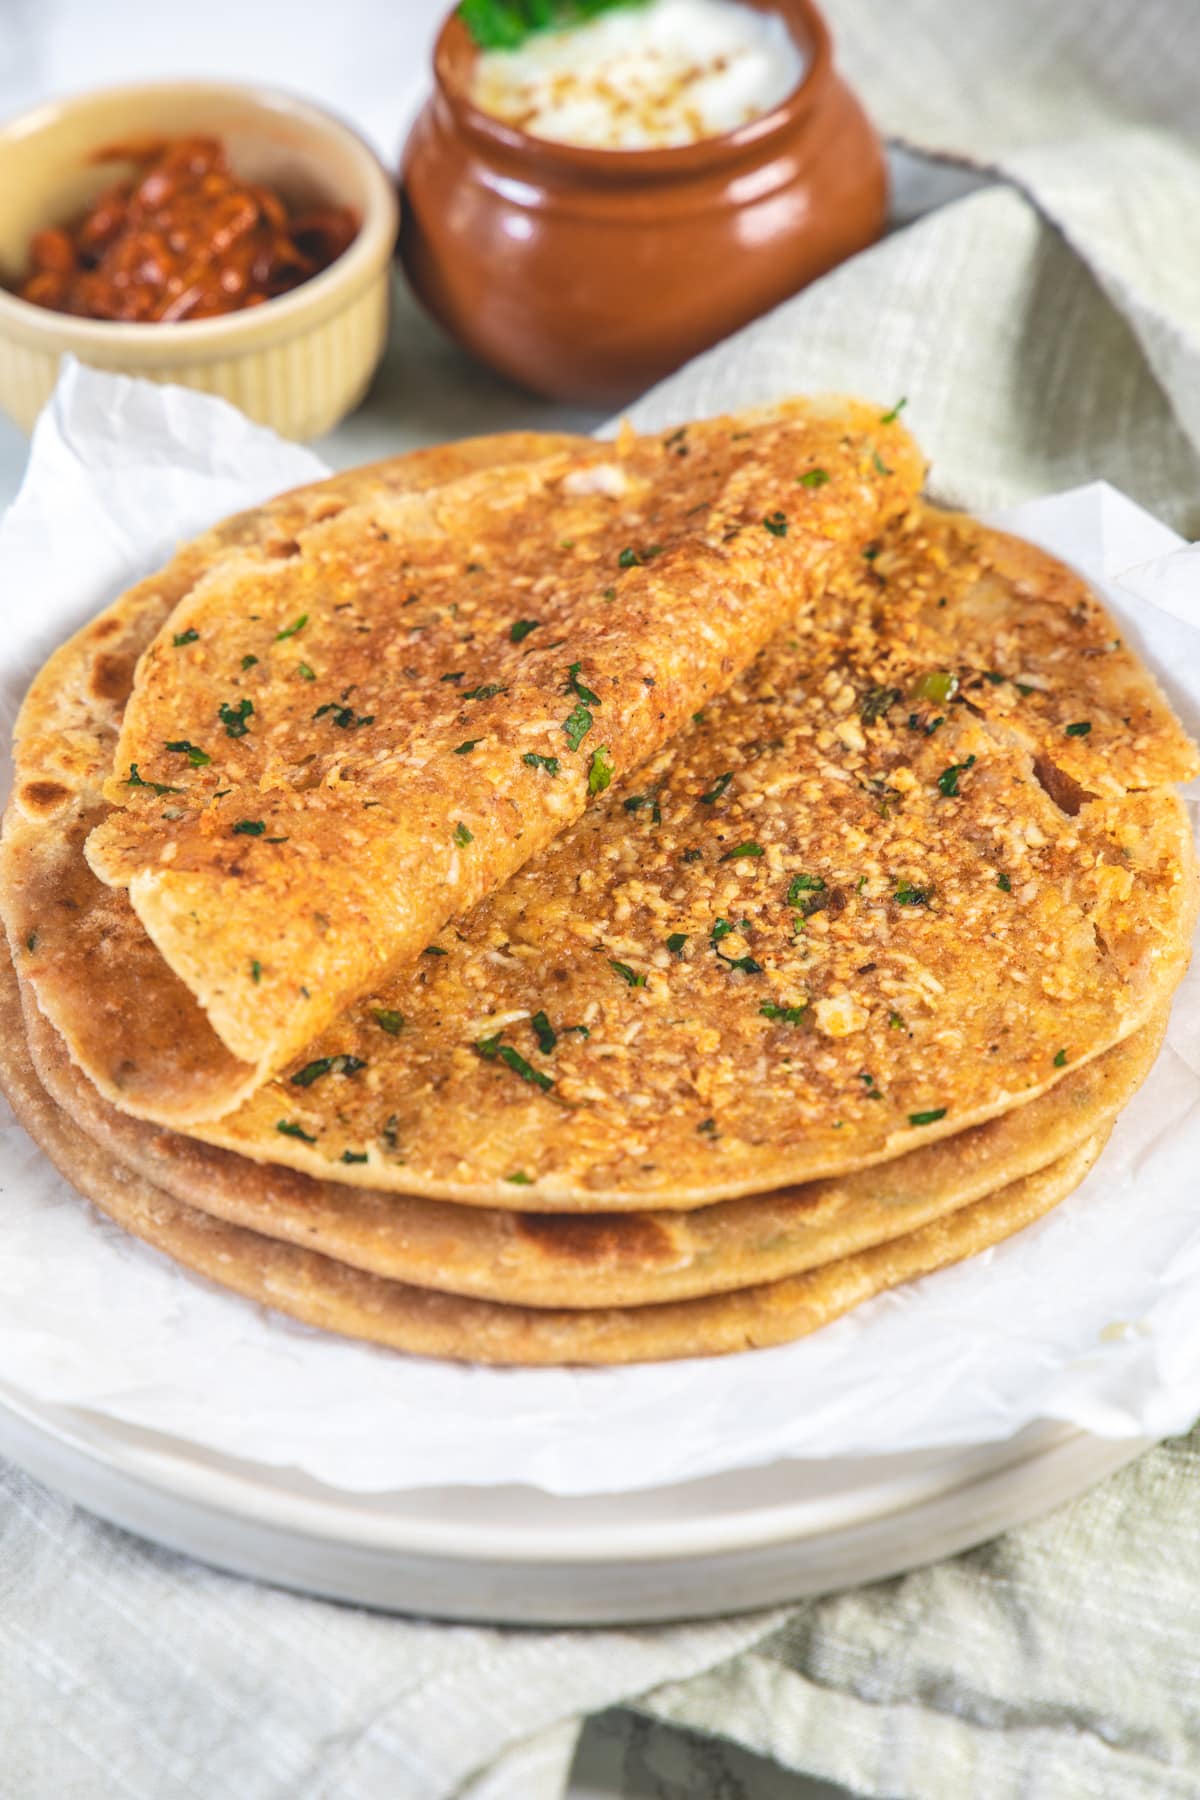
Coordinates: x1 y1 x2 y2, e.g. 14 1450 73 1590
80 399 923 1112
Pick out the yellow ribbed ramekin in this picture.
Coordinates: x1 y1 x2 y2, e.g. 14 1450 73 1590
0 81 399 440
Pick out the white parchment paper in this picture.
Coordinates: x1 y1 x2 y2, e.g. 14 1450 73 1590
1 361 1199 1498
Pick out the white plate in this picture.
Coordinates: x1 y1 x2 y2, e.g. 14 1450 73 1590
0 1380 1149 1623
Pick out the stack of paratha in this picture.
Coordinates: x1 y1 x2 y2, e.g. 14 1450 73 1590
1 400 1195 1365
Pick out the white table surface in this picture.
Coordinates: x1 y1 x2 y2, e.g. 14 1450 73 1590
0 5 985 1793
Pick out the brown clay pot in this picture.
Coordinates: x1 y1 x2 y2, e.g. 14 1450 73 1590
398 0 888 406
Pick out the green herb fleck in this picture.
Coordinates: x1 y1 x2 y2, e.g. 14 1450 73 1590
1054 1048 1068 1067
908 1108 947 1127
455 739 482 755
172 628 199 647
910 669 958 704
588 745 615 794
250 959 262 984
1065 720 1092 737
424 945 448 957
666 932 688 958
504 1170 534 1186
762 511 788 537
562 703 593 751
241 653 258 671
880 397 908 424
530 1010 557 1054
25 931 37 953
861 685 901 725
313 702 374 729
341 1151 369 1164
720 841 764 862
565 661 601 705
872 449 892 476
276 1120 317 1143
894 881 931 906
453 822 473 846
125 764 182 796
523 752 561 776
888 1011 905 1030
373 1008 404 1035
510 619 541 643
699 770 733 805
997 872 1012 892
297 662 315 681
275 613 308 641
936 755 976 797
761 1001 807 1025
797 468 830 488
787 874 825 904
291 1054 367 1088
475 1034 554 1092
609 959 647 988
219 698 253 738
232 819 266 836
165 739 211 767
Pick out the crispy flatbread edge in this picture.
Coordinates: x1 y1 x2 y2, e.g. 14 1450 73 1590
0 949 1108 1365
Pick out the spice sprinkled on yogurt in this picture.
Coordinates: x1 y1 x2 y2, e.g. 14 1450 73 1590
468 0 806 151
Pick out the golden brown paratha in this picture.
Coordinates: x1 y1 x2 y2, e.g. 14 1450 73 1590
81 399 922 1108
7 485 1195 1206
0 952 1108 1364
19 954 1163 1306
0 435 589 1126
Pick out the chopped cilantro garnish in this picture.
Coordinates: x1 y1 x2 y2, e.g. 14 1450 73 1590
723 954 763 975
588 745 615 794
454 821 473 846
565 662 601 706
523 752 561 775
530 1010 557 1054
25 931 37 953
232 819 266 836
424 945 448 956
609 959 647 988
861 685 901 726
562 703 592 751
275 613 308 641
291 1054 367 1087
455 739 482 755
373 1008 405 1035
797 468 830 488
681 848 703 863
787 874 825 904
313 702 374 729
1065 720 1092 737
241 654 258 670
276 1120 317 1143
894 882 931 906
983 670 1005 685
710 917 741 943
909 1108 947 1127
936 755 976 797
462 682 508 701
697 1117 718 1136
888 1011 905 1030
341 1151 369 1164
504 1171 534 1186
699 771 733 805
763 511 788 537
165 739 211 767
863 543 881 562
510 619 541 643
297 662 315 681
666 932 688 957
872 449 892 476
720 841 764 861
440 671 464 684
617 547 642 568
475 1034 554 1092
761 1001 807 1025
692 710 706 725
219 698 253 738
1054 1048 1068 1067
250 959 262 985
125 764 182 795
172 628 199 647
1016 682 1035 696
880 397 908 424
997 872 1012 892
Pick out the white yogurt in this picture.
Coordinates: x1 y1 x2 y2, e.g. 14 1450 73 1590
470 0 806 152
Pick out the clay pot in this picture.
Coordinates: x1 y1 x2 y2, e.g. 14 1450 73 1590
398 0 887 406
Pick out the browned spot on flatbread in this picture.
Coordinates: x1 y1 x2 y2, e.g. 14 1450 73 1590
88 617 123 642
89 651 136 704
20 779 71 816
515 1211 679 1268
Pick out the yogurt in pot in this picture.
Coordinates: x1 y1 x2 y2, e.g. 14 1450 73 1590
469 0 807 151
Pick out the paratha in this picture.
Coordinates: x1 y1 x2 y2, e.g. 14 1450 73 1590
0 435 587 1125
80 399 922 1111
19 959 1163 1307
0 953 1108 1365
8 490 1195 1206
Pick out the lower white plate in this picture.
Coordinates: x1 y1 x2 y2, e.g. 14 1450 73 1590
0 1381 1149 1623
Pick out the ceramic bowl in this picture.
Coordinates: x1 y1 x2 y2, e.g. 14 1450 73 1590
0 80 399 439
399 0 887 406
